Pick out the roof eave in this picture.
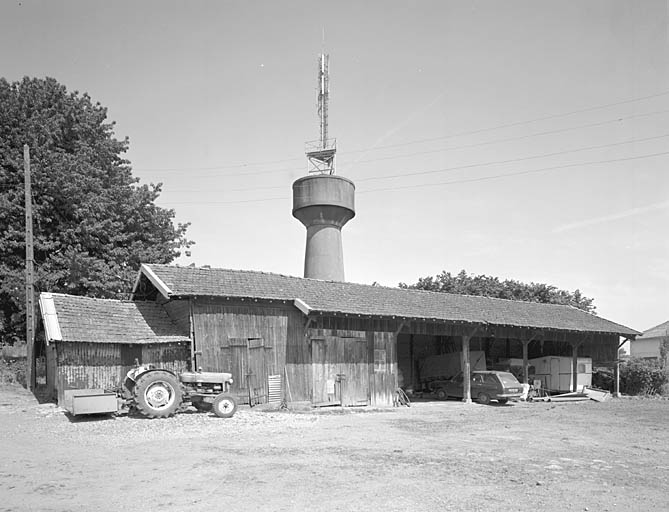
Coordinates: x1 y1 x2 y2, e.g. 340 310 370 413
139 263 174 299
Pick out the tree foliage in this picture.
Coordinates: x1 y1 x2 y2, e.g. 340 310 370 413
0 77 192 342
399 269 596 313
619 358 668 396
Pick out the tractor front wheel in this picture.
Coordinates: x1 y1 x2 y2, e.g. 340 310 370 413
212 394 237 418
134 370 183 418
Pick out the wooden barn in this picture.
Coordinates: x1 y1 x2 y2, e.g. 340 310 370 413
38 292 191 402
130 264 639 406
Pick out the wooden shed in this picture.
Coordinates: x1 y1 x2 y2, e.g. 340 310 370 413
38 292 191 403
132 264 639 406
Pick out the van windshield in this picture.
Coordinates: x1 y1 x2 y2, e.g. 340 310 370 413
496 372 520 386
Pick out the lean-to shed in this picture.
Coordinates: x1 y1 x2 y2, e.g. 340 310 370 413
38 292 191 402
132 264 639 406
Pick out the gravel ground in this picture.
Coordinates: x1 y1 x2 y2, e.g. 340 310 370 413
1 384 668 511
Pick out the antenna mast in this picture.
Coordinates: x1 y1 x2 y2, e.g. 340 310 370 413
306 53 336 174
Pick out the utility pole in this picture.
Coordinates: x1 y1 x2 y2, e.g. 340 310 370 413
24 144 35 391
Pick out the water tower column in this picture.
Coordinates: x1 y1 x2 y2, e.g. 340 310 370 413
292 175 355 281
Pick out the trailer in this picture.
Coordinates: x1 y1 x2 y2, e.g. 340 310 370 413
528 356 592 393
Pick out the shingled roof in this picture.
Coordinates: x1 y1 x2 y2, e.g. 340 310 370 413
635 320 669 340
138 264 639 337
39 292 190 344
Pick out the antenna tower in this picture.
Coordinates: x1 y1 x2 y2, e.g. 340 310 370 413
305 54 336 174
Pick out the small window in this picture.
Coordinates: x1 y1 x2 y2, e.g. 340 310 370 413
577 363 586 373
374 349 386 372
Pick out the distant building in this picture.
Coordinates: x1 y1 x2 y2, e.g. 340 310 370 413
630 321 669 363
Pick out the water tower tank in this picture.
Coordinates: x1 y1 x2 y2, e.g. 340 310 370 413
292 174 355 281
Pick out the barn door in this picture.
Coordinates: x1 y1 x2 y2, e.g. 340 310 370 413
229 338 249 398
312 336 369 407
228 337 270 405
246 337 268 405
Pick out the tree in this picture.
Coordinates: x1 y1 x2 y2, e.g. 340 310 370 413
399 269 596 312
0 77 192 343
659 333 669 369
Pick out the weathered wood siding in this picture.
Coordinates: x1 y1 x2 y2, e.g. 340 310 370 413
55 342 190 404
307 326 398 407
285 308 311 402
191 299 290 403
310 331 369 406
162 299 191 336
369 331 397 406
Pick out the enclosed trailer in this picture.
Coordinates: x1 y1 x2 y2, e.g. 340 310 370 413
528 356 592 393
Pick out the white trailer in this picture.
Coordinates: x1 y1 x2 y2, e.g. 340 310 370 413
528 356 592 393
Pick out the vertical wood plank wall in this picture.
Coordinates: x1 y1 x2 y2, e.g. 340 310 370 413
190 301 401 406
192 300 290 400
162 299 191 336
369 331 397 406
55 342 190 403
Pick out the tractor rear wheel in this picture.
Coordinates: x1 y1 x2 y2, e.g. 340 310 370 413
134 370 183 418
212 394 237 418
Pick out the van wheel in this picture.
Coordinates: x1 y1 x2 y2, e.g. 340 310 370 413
477 392 491 405
435 389 447 400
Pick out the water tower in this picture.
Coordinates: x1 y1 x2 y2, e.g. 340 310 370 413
293 54 355 281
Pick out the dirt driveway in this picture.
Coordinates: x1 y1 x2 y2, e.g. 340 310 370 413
1 385 667 512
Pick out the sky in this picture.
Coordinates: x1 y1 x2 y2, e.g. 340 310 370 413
1 0 668 336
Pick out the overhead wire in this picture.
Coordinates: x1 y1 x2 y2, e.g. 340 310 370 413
144 132 669 194
159 149 669 206
132 89 669 174
132 106 669 181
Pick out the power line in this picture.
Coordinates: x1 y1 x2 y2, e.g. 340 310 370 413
133 89 669 174
344 89 669 154
146 132 669 194
158 150 669 206
357 151 669 194
340 108 669 170
135 106 669 181
355 132 669 183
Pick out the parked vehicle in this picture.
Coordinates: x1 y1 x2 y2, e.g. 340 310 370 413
63 363 238 418
430 370 524 405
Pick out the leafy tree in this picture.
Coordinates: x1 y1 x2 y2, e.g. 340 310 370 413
399 269 596 313
0 77 192 343
659 334 669 369
619 358 668 395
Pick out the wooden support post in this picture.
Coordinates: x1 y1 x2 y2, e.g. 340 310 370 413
303 317 314 338
572 342 579 392
24 144 35 391
462 335 471 403
614 337 629 398
570 337 587 392
461 324 482 404
522 340 530 384
520 331 542 385
393 320 407 338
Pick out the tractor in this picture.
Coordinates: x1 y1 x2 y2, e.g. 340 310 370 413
119 363 238 419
